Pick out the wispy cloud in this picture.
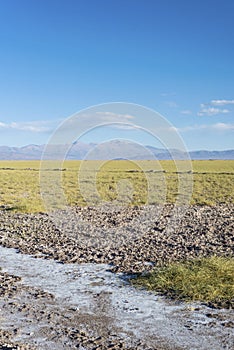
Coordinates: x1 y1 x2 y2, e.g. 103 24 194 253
160 92 176 97
59 112 138 133
179 123 234 132
106 124 141 130
198 107 230 116
210 99 234 106
95 112 140 130
180 110 192 115
212 122 234 131
0 120 54 132
165 101 178 108
198 98 234 116
95 111 135 123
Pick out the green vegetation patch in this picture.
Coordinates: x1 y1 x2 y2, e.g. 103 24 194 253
132 256 234 308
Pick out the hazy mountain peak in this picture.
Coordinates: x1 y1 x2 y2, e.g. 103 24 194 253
0 143 233 160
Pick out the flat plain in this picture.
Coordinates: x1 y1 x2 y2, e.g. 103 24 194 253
0 159 233 212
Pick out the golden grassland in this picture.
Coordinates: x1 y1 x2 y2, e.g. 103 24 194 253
0 159 233 212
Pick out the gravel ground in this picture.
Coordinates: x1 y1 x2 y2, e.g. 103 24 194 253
0 204 233 349
0 204 233 273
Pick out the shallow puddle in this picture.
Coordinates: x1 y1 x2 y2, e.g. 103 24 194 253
0 246 233 349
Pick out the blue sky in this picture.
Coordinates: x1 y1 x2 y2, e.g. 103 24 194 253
0 0 233 150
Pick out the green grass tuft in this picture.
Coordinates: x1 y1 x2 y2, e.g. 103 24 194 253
132 256 234 308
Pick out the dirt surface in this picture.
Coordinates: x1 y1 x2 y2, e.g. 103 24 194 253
0 270 136 350
0 204 233 349
0 254 184 350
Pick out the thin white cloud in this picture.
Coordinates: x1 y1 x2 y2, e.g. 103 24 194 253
91 112 136 129
96 111 135 122
0 120 54 132
198 107 230 116
179 123 234 132
212 122 234 131
105 123 141 131
95 112 139 130
58 112 137 134
165 101 178 108
160 92 176 97
180 110 192 115
210 99 234 106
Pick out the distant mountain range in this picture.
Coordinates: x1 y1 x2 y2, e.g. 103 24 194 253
0 143 233 160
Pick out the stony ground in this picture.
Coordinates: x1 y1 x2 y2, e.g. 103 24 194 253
0 204 233 273
0 204 233 349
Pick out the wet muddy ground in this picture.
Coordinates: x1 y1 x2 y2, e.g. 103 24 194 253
0 204 233 349
1 246 233 350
